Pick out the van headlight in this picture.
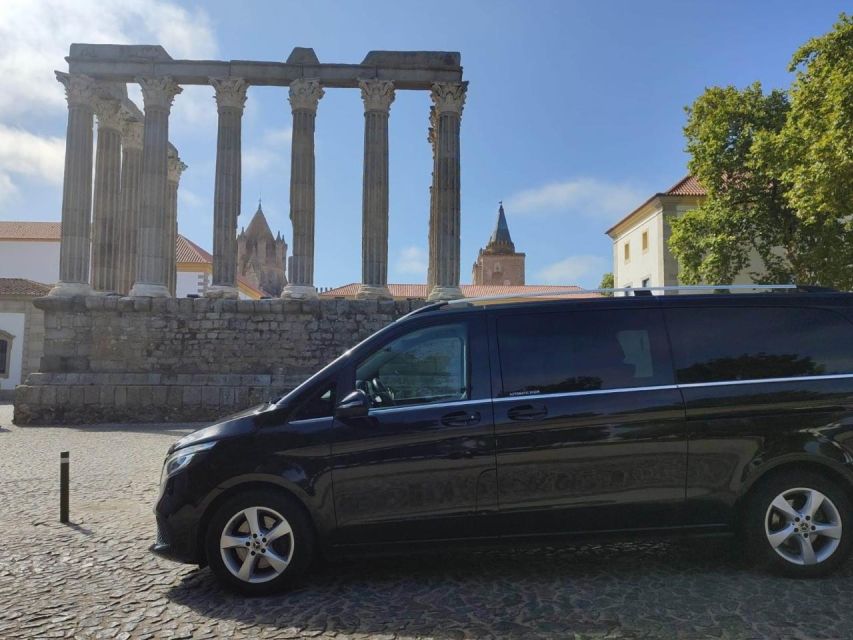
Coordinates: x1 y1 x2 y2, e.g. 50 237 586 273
160 441 216 489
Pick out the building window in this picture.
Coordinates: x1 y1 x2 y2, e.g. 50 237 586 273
642 277 651 288
493 262 502 273
0 331 12 378
642 230 649 253
624 242 630 263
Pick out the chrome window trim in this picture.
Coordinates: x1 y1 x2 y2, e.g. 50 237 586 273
493 385 679 403
677 372 853 389
369 397 482 415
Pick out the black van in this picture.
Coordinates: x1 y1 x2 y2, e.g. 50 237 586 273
153 289 853 594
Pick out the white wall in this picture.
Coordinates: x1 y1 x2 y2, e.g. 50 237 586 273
176 270 206 298
613 208 663 290
0 241 60 284
0 312 26 389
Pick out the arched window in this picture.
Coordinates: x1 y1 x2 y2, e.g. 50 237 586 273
0 330 13 379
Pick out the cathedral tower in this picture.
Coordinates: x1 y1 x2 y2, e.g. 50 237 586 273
472 202 525 285
237 201 288 297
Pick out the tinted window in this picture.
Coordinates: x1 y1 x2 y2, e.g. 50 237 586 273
356 323 468 408
291 383 336 420
666 306 853 384
496 309 673 397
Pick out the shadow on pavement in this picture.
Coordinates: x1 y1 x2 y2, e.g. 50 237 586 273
165 538 853 638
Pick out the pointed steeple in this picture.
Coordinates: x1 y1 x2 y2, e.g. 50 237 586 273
486 201 515 252
244 199 274 242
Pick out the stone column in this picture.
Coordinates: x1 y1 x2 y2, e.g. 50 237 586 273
281 79 324 299
428 82 467 301
129 76 182 298
426 106 438 290
50 72 97 297
116 113 144 295
166 149 187 296
356 80 395 300
90 95 123 293
207 77 249 299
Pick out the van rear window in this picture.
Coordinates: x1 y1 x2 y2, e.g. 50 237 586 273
666 306 853 384
496 309 673 397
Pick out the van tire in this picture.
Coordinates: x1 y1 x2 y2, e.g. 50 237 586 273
743 470 852 578
204 488 314 595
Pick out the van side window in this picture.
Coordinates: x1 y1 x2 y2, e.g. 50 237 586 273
291 384 336 421
666 306 853 384
356 323 469 409
496 309 673 397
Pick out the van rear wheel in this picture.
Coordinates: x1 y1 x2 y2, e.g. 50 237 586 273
204 489 314 595
744 471 852 578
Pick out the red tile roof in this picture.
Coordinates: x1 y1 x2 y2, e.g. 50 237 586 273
0 221 61 240
0 278 52 297
175 234 266 298
605 175 707 236
319 283 597 299
665 175 706 197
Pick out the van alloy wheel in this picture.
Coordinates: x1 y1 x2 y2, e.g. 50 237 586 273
219 506 295 583
764 487 842 566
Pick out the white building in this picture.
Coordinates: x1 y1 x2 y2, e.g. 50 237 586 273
605 176 766 292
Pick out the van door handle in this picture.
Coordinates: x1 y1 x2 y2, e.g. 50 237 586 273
507 404 548 421
441 410 481 427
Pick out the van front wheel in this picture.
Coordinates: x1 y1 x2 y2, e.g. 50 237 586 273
744 471 852 578
204 489 314 595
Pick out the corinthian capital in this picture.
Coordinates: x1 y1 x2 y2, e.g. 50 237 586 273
119 106 144 150
210 77 249 112
92 97 124 131
431 81 468 116
167 149 187 184
288 79 324 113
136 76 182 111
55 72 97 108
359 79 395 113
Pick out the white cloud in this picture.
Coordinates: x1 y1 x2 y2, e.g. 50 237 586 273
0 0 217 119
263 127 293 146
178 188 204 209
505 177 646 220
0 0 218 197
0 125 65 200
395 246 428 277
536 255 608 285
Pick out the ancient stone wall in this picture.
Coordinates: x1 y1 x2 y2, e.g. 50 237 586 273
14 296 425 424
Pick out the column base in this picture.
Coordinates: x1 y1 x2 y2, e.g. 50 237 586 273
355 284 393 300
427 285 465 301
205 285 239 299
280 284 318 300
48 281 93 297
128 283 171 298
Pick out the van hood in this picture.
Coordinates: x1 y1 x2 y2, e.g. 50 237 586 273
168 403 276 453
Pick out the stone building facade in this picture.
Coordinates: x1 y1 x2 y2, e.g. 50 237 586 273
472 203 525 286
0 279 48 398
237 202 287 297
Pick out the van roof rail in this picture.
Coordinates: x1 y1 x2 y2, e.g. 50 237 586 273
438 283 840 307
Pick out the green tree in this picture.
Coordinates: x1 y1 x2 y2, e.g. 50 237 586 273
598 272 614 296
669 14 853 289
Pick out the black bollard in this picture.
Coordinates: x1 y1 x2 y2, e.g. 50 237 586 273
60 451 69 523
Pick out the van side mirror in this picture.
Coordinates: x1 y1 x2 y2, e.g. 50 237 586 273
335 389 370 419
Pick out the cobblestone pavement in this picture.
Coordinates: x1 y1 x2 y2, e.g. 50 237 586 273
2 402 853 640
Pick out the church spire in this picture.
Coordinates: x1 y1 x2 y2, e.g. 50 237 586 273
487 201 515 252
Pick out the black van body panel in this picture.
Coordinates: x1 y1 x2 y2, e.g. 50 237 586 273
153 292 853 565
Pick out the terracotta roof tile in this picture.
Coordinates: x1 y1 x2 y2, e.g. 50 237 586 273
0 278 52 297
665 175 706 196
0 221 61 240
319 283 597 299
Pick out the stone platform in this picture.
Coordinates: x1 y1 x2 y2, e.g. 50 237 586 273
14 295 425 424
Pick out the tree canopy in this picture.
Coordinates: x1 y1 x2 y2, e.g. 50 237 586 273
669 13 853 289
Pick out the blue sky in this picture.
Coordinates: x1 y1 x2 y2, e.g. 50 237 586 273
0 0 848 287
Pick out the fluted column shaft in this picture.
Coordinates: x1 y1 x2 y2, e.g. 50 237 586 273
91 97 123 293
130 76 182 297
357 80 395 300
166 151 186 297
116 118 143 295
427 107 438 290
428 82 467 301
51 72 97 297
282 79 324 299
208 78 248 299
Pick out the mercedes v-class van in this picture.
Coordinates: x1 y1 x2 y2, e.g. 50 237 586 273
152 288 853 594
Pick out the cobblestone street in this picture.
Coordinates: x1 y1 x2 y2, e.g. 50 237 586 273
2 402 853 639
